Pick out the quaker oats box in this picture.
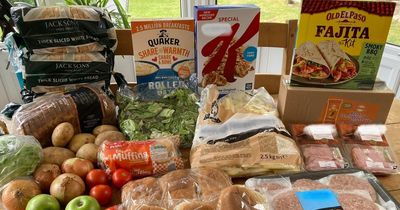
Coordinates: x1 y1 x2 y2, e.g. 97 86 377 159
291 0 396 90
194 5 260 95
131 19 195 94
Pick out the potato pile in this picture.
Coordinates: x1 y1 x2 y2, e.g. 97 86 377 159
43 123 125 166
33 123 126 204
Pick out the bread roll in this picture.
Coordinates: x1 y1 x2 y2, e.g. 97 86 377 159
216 185 266 210
174 201 214 210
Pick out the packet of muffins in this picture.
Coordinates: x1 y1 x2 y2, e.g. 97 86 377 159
98 136 185 178
245 169 399 210
291 124 350 172
337 124 399 175
118 167 267 210
190 85 303 177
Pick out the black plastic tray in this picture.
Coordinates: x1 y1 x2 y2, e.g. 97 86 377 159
251 168 400 209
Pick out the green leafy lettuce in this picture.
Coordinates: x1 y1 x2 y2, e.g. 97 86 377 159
118 88 198 148
0 135 42 187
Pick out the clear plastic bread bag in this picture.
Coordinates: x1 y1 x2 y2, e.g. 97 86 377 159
337 124 399 175
190 85 303 177
291 124 350 172
119 168 232 209
10 85 116 147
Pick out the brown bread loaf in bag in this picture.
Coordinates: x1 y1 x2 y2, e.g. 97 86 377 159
11 86 116 147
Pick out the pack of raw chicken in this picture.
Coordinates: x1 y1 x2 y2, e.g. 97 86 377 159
245 169 400 210
291 124 350 172
337 124 399 175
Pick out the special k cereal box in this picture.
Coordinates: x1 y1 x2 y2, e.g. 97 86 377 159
194 5 260 94
291 0 396 90
131 19 195 93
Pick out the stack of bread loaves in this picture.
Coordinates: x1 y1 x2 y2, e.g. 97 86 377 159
10 5 117 93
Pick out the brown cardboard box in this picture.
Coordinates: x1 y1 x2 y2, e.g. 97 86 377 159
278 76 395 126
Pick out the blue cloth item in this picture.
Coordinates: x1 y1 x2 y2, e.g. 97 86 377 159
295 189 342 210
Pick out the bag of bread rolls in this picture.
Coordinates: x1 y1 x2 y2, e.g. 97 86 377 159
11 85 116 146
120 168 233 209
98 136 185 178
190 85 303 177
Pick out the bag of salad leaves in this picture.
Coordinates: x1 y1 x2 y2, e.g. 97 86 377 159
114 73 199 148
0 135 42 188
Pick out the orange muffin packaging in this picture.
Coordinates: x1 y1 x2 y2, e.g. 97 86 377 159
97 136 184 178
337 124 399 175
290 0 396 90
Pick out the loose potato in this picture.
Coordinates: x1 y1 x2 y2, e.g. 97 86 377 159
76 143 99 163
94 131 126 145
68 133 96 152
92 125 119 136
52 122 75 147
43 147 75 166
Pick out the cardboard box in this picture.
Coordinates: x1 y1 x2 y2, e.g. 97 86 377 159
194 5 260 95
290 0 396 90
131 19 195 92
279 76 395 126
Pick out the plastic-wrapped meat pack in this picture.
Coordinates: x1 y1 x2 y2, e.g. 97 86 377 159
291 124 348 172
245 171 396 210
338 124 399 175
302 144 345 171
119 168 267 210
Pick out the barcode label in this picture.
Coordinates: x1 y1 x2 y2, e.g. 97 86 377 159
366 161 384 169
318 161 337 168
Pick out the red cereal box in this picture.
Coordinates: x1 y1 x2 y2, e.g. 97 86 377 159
194 5 260 95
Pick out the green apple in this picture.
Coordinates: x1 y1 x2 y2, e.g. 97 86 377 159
26 194 60 210
65 196 101 210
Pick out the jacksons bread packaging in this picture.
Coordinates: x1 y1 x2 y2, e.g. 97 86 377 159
194 5 260 95
131 19 195 96
11 6 117 54
291 0 396 90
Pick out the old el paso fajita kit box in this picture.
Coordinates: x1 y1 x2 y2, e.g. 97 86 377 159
279 76 394 127
291 0 396 90
131 19 195 93
194 5 260 94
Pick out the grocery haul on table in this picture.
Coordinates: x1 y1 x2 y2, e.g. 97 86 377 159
0 0 399 210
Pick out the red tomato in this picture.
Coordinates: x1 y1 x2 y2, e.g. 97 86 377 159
89 184 113 206
86 169 109 189
105 205 118 210
112 169 132 188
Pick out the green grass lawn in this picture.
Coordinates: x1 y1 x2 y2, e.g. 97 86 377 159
388 21 400 45
0 0 398 45
218 0 301 22
128 0 180 19
127 0 399 45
